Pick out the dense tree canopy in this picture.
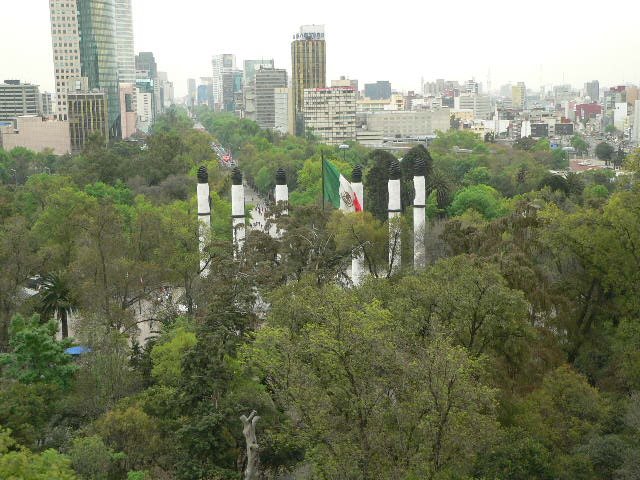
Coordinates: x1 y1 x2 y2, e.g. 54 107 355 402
1 108 640 478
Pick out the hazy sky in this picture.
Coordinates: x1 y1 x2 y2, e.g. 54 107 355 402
2 0 640 97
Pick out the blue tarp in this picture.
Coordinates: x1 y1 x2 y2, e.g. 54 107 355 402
65 346 91 356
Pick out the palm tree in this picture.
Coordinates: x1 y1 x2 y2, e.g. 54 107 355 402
39 273 75 338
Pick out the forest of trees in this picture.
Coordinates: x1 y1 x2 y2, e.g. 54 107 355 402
1 107 640 479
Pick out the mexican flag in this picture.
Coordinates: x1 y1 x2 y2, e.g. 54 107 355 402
323 158 362 212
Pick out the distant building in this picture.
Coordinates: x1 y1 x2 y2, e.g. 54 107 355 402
255 68 288 130
135 79 154 133
197 84 209 106
614 102 628 131
274 87 294 135
632 101 640 143
364 109 450 137
67 91 109 152
243 59 274 87
512 82 526 110
303 86 356 145
0 116 70 154
530 123 549 138
457 93 491 119
222 69 243 112
212 54 236 110
332 77 358 98
187 78 197 107
135 52 158 79
41 92 53 117
364 81 391 100
115 0 136 84
585 80 599 102
0 81 42 121
555 123 574 136
119 83 137 139
576 103 602 122
291 25 326 118
49 0 82 121
77 0 120 137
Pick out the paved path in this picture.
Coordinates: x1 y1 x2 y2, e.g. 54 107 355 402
245 184 278 237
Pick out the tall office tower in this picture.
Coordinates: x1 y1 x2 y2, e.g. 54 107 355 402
135 52 158 78
364 81 391 100
255 68 287 129
291 25 326 119
49 0 83 121
243 59 274 86
187 78 197 106
115 0 135 83
303 86 356 145
158 72 174 109
212 54 236 110
136 52 161 116
0 81 42 121
585 80 599 102
222 69 243 112
75 0 121 138
512 82 526 110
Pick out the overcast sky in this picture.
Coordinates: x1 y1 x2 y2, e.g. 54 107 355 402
2 0 640 97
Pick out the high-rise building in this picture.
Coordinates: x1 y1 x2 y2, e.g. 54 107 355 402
187 78 197 107
291 25 326 118
274 87 294 135
0 81 42 121
135 79 154 133
512 82 526 110
364 81 392 100
585 80 599 103
255 68 288 130
632 101 640 144
222 69 243 112
135 52 158 79
115 0 135 83
67 91 109 152
243 59 274 87
49 0 83 121
303 86 356 145
77 0 121 137
212 54 236 110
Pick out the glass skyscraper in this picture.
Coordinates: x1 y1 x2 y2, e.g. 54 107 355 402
115 0 136 84
77 0 121 138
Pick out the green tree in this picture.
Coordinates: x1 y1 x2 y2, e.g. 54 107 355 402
449 184 508 219
595 142 614 162
39 273 76 339
0 426 77 479
0 314 76 389
243 280 498 479
571 135 589 156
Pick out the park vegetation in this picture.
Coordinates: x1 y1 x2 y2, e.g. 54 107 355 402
1 107 640 479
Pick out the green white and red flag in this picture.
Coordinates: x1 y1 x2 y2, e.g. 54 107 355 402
323 158 362 212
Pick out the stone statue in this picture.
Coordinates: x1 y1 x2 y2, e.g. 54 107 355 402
240 410 260 480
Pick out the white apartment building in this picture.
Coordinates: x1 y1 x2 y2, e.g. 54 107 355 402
212 54 236 109
364 109 450 137
274 87 294 135
49 0 83 121
136 90 154 133
303 87 356 145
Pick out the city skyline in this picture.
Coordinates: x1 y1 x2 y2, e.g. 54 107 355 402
2 0 640 97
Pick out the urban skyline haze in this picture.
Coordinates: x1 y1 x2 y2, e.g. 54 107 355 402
2 0 640 96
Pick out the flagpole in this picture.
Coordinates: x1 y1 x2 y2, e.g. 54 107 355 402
321 150 325 211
